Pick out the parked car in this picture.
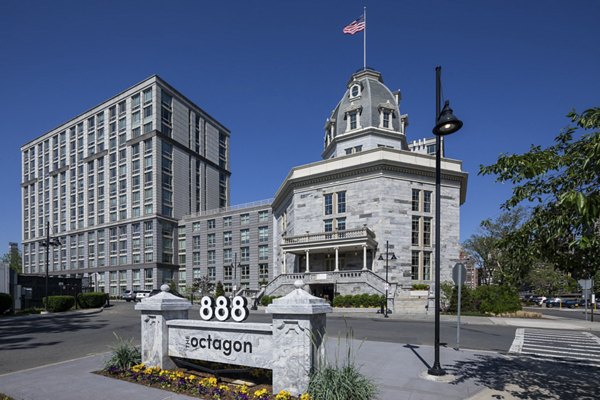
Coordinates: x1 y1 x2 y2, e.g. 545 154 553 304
546 298 562 308
135 290 151 302
562 299 579 308
536 296 547 307
122 290 136 302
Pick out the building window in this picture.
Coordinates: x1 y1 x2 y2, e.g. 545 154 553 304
423 191 432 213
349 84 361 98
382 110 391 128
337 191 346 213
192 235 201 250
411 251 419 280
259 245 269 261
427 144 436 155
207 233 215 247
412 189 420 212
324 219 333 235
224 266 233 280
207 250 215 265
336 218 346 232
240 213 250 225
412 216 420 246
240 229 250 244
240 265 250 281
223 248 232 263
258 210 269 223
259 264 269 280
423 217 432 247
258 226 269 242
208 266 216 281
423 252 432 280
324 193 333 215
349 112 357 130
240 247 250 262
223 216 232 227
192 222 201 233
223 231 232 246
208 219 216 229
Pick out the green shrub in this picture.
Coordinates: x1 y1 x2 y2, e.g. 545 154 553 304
43 296 75 312
77 292 106 308
105 333 141 371
474 285 522 315
214 281 225 298
332 294 383 308
447 285 477 313
412 283 430 290
0 293 13 314
260 295 280 306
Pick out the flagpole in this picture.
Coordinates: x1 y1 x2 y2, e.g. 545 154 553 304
363 7 367 69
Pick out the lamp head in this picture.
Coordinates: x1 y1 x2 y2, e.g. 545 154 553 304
433 100 463 136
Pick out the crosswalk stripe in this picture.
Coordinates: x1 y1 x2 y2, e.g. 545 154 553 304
509 328 600 366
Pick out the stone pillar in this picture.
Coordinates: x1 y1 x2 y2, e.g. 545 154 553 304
362 245 367 270
334 247 339 272
267 280 332 395
305 250 310 273
135 284 192 370
282 251 287 274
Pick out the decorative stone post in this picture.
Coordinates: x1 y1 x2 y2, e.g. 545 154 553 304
135 284 192 370
266 280 332 395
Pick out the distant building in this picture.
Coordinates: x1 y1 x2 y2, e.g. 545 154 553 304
21 76 230 296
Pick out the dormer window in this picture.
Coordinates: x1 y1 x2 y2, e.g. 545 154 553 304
344 105 362 132
349 84 361 99
383 111 391 128
378 103 396 130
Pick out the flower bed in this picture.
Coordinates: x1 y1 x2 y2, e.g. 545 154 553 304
100 363 311 400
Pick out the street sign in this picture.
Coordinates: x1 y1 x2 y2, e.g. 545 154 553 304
452 263 467 286
578 279 592 290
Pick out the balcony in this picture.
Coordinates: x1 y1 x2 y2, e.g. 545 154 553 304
282 226 377 253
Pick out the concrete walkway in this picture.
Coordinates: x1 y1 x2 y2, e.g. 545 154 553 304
1 306 599 399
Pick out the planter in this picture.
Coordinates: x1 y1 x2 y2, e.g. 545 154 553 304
409 290 429 297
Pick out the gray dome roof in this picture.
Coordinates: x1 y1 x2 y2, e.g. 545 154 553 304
327 68 402 137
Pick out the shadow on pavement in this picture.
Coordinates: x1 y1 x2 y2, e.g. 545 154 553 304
448 354 600 399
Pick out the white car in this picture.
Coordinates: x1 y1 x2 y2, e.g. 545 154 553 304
135 291 150 302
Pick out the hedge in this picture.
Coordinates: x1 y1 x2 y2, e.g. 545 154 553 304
43 296 75 312
333 293 384 308
77 292 107 308
0 293 13 314
446 284 521 315
260 295 280 306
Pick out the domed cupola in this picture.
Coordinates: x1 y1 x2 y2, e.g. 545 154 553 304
323 68 408 159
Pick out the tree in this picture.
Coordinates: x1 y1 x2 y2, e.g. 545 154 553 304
462 207 529 286
1 244 22 273
191 275 212 296
523 262 578 296
214 281 225 297
480 108 600 279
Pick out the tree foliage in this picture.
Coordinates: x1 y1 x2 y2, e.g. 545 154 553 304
480 108 600 278
1 245 22 273
462 207 529 286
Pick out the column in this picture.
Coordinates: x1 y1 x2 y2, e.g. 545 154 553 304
305 249 310 273
282 251 286 274
334 247 339 272
362 245 367 270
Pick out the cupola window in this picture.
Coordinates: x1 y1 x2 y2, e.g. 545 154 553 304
378 103 396 130
383 111 391 128
350 113 357 129
349 84 361 99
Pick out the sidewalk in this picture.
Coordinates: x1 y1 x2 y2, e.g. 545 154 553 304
2 305 599 399
2 337 598 400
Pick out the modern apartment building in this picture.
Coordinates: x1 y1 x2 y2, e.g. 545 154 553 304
20 76 230 295
177 200 273 294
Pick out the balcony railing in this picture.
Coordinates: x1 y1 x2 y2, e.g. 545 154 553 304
283 227 375 245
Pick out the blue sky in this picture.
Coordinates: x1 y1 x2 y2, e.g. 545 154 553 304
1 0 599 254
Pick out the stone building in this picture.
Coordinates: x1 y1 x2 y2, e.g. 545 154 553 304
265 68 468 313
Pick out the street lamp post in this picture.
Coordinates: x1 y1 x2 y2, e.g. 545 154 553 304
41 221 62 313
377 240 396 318
428 66 463 377
232 252 239 296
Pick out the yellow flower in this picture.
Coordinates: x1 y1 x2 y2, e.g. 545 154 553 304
218 384 229 392
237 385 249 394
253 388 269 399
275 390 292 400
300 394 312 400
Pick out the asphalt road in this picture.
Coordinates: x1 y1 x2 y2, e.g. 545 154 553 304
524 305 598 321
0 302 520 375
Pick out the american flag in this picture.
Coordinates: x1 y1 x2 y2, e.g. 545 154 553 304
343 15 365 35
